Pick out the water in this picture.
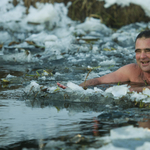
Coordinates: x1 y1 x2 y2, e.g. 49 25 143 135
0 96 144 150
0 98 109 149
1 1 150 149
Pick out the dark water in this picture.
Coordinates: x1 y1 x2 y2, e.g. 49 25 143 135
0 97 140 150
1 65 150 150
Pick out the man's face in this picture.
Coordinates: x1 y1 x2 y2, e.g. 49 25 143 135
135 37 150 73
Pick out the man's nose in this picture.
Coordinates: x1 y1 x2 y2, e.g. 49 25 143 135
140 51 147 59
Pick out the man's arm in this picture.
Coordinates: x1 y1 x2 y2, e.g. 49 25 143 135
79 78 101 87
57 64 135 89
80 64 132 88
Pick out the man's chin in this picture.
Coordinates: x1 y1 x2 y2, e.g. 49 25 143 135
141 68 150 73
139 65 150 72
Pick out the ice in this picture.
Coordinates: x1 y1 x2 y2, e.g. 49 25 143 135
67 81 84 91
110 125 150 139
136 142 150 150
101 0 131 8
76 17 112 34
130 92 147 102
99 70 112 76
24 2 72 30
99 59 116 66
6 74 16 78
142 88 150 96
26 32 58 45
0 0 25 22
44 35 75 58
54 2 73 27
24 80 41 93
0 5 25 22
0 0 73 33
111 31 135 47
92 45 99 53
2 49 34 62
94 87 103 93
25 3 58 24
105 85 129 98
89 143 129 150
0 31 13 45
94 126 150 150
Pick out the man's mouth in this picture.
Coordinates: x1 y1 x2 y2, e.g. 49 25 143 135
141 61 150 64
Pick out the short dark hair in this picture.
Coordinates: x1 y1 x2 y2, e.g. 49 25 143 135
135 30 150 42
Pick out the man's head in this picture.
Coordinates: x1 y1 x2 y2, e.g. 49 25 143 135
135 30 150 73
135 30 150 42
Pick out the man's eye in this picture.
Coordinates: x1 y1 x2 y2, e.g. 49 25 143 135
135 50 140 53
145 49 150 52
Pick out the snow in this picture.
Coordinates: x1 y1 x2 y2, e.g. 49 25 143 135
98 0 150 17
25 3 58 24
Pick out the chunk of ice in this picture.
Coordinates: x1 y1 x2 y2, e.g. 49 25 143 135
110 125 150 139
143 88 150 96
130 92 147 102
67 81 83 91
105 85 129 98
89 143 129 150
24 81 41 93
136 142 150 150
6 74 16 78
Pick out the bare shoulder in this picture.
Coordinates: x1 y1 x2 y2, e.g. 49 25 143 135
118 63 139 72
114 63 140 80
117 63 141 80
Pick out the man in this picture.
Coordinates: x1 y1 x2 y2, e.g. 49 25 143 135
57 30 150 92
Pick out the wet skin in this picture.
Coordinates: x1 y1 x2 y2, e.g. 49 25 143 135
57 38 150 92
135 38 150 74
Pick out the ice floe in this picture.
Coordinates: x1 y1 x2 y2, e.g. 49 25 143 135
105 84 130 98
91 125 150 150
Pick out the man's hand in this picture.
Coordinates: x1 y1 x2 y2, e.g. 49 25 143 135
57 82 67 89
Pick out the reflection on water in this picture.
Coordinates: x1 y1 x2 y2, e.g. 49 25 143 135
0 98 102 149
138 119 150 129
1 96 150 149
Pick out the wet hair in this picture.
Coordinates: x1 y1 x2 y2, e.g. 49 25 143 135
135 30 150 42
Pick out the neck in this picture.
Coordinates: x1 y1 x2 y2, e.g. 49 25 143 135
143 72 150 80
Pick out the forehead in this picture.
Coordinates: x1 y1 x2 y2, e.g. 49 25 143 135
135 37 150 48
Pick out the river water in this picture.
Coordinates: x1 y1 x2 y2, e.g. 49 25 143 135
1 1 150 150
